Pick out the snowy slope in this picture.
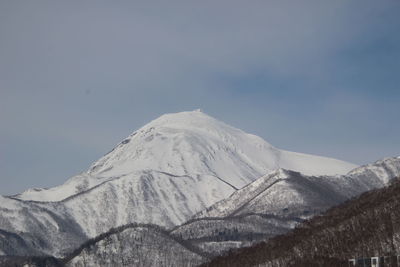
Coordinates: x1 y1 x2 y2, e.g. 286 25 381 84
9 110 358 234
65 224 207 267
170 214 300 256
169 157 400 256
0 171 234 256
87 110 356 182
15 110 356 203
194 157 400 219
13 173 107 202
0 196 87 257
346 156 400 186
60 171 234 237
0 110 360 257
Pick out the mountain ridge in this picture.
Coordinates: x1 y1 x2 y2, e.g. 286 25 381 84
172 157 400 256
0 110 363 258
14 110 356 203
203 175 400 267
194 157 400 220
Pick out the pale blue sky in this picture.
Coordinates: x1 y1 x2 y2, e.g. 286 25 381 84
1 0 399 194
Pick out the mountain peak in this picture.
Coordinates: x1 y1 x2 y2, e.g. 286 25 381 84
87 110 356 182
144 110 223 131
15 111 357 204
87 110 272 183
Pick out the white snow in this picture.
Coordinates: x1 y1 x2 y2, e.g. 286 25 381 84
61 171 236 237
0 195 19 210
0 110 399 257
88 110 356 179
195 157 400 220
15 173 109 202
15 110 356 203
0 110 360 254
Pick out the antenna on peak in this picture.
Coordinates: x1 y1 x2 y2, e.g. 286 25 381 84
194 109 203 112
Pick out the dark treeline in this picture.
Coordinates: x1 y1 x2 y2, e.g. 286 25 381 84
203 177 400 267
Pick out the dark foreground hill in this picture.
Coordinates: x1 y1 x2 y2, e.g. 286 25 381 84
0 223 208 267
63 223 208 267
203 177 400 267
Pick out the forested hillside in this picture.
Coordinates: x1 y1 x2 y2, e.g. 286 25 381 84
204 177 400 267
63 223 208 267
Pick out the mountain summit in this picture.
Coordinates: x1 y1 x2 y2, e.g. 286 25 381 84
17 110 356 203
90 110 356 179
0 110 361 257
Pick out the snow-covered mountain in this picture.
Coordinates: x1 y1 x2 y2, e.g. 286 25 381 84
0 110 359 257
171 157 400 256
15 110 356 203
194 157 400 219
204 169 400 267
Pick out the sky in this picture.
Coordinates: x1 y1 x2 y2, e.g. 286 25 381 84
1 0 399 195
